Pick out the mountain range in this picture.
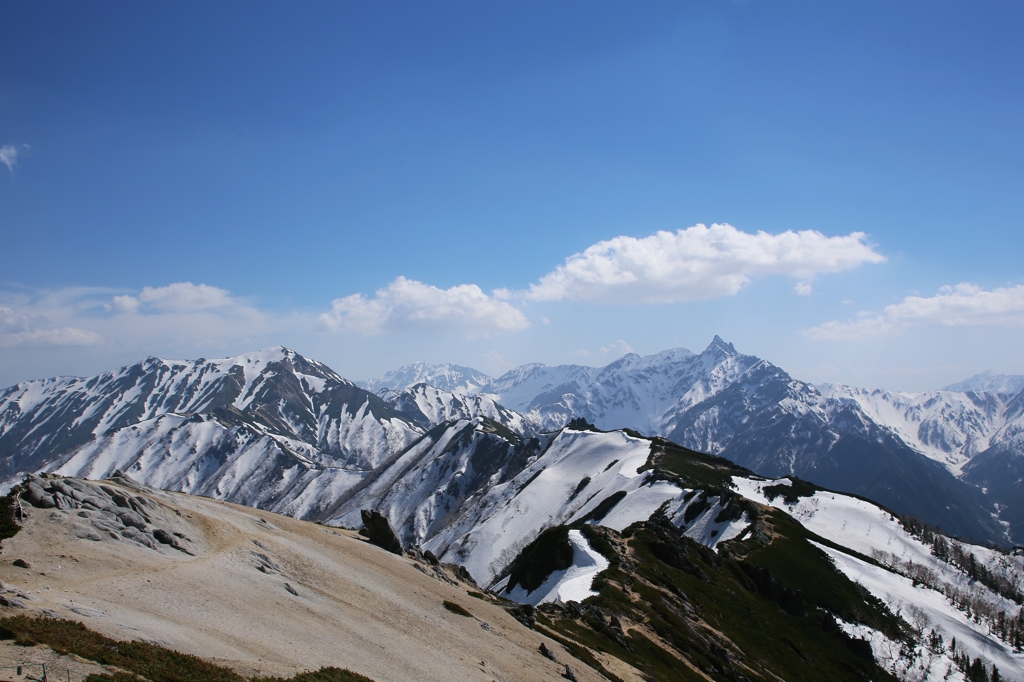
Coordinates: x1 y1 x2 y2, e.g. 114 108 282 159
368 338 1024 546
2 340 1024 679
4 339 1024 546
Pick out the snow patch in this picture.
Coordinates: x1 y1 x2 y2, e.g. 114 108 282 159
504 529 609 606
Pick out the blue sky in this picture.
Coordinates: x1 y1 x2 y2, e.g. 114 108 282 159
2 1 1023 390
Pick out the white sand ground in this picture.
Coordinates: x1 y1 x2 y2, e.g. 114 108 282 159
0 479 638 682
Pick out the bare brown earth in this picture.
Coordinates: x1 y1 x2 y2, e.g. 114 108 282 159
0 479 643 682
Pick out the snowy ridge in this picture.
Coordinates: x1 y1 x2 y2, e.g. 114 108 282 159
359 362 492 395
478 338 757 436
376 383 535 435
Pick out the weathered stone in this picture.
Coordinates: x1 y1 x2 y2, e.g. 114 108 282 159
90 511 125 533
539 642 558 662
506 603 536 629
117 509 147 530
360 509 403 555
72 524 102 541
22 482 55 508
81 496 114 512
12 559 31 569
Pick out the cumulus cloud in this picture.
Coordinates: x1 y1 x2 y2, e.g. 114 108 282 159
513 223 884 304
0 306 103 347
806 283 1024 340
319 277 530 336
110 282 234 314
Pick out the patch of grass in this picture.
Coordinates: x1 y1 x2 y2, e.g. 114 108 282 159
568 476 590 501
532 623 625 682
0 616 375 682
0 616 240 682
466 590 487 600
254 668 374 682
443 600 473 617
640 438 749 489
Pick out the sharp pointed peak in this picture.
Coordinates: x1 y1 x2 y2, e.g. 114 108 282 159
703 335 737 356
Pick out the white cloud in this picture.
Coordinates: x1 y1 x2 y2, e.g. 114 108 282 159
106 283 233 314
319 277 530 337
601 340 634 356
110 295 142 314
0 145 21 173
806 283 1024 340
0 307 103 347
137 282 233 312
514 223 884 304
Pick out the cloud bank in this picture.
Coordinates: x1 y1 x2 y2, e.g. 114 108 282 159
0 283 273 356
514 223 884 304
319 277 529 336
0 307 103 347
806 283 1024 339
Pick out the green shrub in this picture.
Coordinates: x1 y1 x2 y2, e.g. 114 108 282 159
442 600 473 617
0 616 375 682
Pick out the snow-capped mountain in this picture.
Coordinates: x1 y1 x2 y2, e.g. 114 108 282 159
818 384 1018 473
467 338 1009 543
945 372 1024 395
4 339 1024 545
376 383 535 434
0 347 423 516
477 342 728 435
359 362 492 395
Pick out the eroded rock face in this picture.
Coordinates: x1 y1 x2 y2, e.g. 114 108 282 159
18 473 194 555
360 509 403 555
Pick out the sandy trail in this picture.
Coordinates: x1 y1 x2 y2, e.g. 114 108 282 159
0 479 625 682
